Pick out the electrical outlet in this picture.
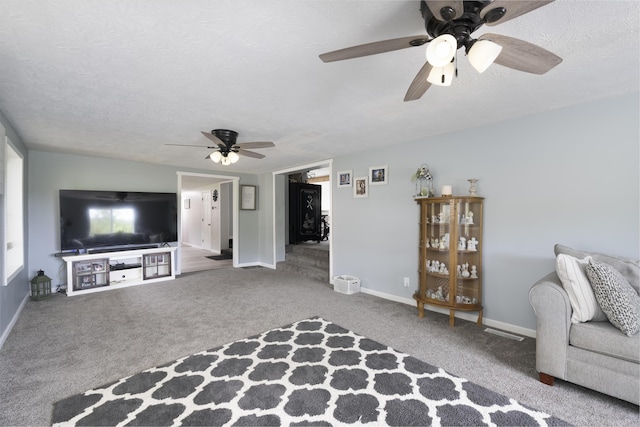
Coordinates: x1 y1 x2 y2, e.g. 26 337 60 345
403 277 410 287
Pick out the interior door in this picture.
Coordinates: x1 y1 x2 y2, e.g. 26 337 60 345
201 191 212 250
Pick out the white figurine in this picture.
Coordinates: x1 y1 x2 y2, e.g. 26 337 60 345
456 265 462 277
458 237 466 251
439 263 447 274
461 262 470 278
470 265 478 279
467 237 478 251
466 211 474 225
439 238 446 250
438 212 445 223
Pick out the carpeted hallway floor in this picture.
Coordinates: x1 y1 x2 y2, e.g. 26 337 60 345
0 266 637 426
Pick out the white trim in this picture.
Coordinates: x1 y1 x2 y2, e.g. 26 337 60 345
0 292 29 350
4 136 25 286
359 287 536 338
271 159 333 278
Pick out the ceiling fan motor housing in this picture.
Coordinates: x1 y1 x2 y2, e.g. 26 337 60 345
421 0 496 50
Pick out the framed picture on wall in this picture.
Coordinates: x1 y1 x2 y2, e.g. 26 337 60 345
369 165 388 186
337 170 353 188
354 176 368 198
241 185 257 210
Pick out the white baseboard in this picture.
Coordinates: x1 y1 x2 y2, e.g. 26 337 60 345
0 292 29 350
359 287 536 339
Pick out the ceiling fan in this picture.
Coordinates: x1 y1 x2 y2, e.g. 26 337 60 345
166 129 275 166
319 0 562 101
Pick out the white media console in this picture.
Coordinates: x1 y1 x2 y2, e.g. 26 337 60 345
62 247 177 296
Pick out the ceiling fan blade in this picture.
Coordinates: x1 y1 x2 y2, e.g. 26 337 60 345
481 0 554 27
165 143 216 149
235 141 275 149
200 131 226 147
425 1 464 21
319 35 430 63
237 149 266 159
404 62 434 102
480 33 562 74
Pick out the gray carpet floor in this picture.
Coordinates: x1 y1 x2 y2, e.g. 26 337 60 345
1 266 638 426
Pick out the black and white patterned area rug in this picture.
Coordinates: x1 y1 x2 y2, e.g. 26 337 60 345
52 317 568 426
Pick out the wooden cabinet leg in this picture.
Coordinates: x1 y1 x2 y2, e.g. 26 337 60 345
476 309 483 326
449 310 455 327
539 372 555 386
417 302 424 318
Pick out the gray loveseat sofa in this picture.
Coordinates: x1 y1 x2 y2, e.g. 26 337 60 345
529 245 639 405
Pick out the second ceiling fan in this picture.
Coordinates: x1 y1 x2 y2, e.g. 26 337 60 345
166 129 275 166
319 0 562 101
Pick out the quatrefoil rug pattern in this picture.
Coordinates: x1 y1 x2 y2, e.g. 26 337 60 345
52 317 568 426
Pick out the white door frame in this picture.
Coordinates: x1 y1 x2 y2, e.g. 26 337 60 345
177 172 240 274
271 160 333 280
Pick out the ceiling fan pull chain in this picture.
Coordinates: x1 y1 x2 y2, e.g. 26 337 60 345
454 53 458 78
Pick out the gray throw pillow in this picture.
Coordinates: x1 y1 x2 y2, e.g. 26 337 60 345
586 260 640 336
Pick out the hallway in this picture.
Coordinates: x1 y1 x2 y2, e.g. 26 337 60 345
180 244 232 274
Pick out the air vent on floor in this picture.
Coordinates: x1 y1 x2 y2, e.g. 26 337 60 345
484 328 524 341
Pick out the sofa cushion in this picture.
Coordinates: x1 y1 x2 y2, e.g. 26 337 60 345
556 254 607 323
570 321 640 363
586 260 640 337
555 244 640 293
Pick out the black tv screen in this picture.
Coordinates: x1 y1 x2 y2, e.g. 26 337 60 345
60 190 178 252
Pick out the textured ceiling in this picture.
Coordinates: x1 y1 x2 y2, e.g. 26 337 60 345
0 1 638 175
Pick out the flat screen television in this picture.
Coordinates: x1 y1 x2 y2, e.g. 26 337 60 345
60 190 178 253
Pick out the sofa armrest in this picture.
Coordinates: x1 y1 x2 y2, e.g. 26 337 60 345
528 271 572 380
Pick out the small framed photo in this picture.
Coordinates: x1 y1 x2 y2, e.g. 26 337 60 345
241 185 257 210
337 170 353 188
369 165 388 186
354 176 368 198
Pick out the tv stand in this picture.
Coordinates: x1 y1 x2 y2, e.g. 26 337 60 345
62 247 177 296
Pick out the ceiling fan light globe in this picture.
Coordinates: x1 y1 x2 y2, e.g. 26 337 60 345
221 156 231 166
426 34 457 67
426 62 455 86
468 40 502 73
210 151 222 163
228 152 240 163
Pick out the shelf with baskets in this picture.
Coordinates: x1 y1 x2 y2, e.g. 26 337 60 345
413 196 484 326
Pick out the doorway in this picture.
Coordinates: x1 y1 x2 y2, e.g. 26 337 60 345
271 160 333 279
177 172 239 274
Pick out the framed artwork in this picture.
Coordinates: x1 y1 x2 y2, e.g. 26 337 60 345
241 185 257 210
337 170 353 188
353 176 368 198
369 165 388 186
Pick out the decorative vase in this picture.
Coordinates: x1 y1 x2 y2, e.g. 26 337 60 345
468 179 478 196
414 164 433 197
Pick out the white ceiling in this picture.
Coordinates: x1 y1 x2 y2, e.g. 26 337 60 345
1 1 638 175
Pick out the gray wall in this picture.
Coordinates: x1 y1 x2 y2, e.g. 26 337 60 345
27 151 262 289
0 110 29 346
328 93 639 333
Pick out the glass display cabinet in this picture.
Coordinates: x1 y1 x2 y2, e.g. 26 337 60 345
413 196 484 326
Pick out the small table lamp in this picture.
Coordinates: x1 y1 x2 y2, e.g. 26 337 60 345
30 270 52 301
